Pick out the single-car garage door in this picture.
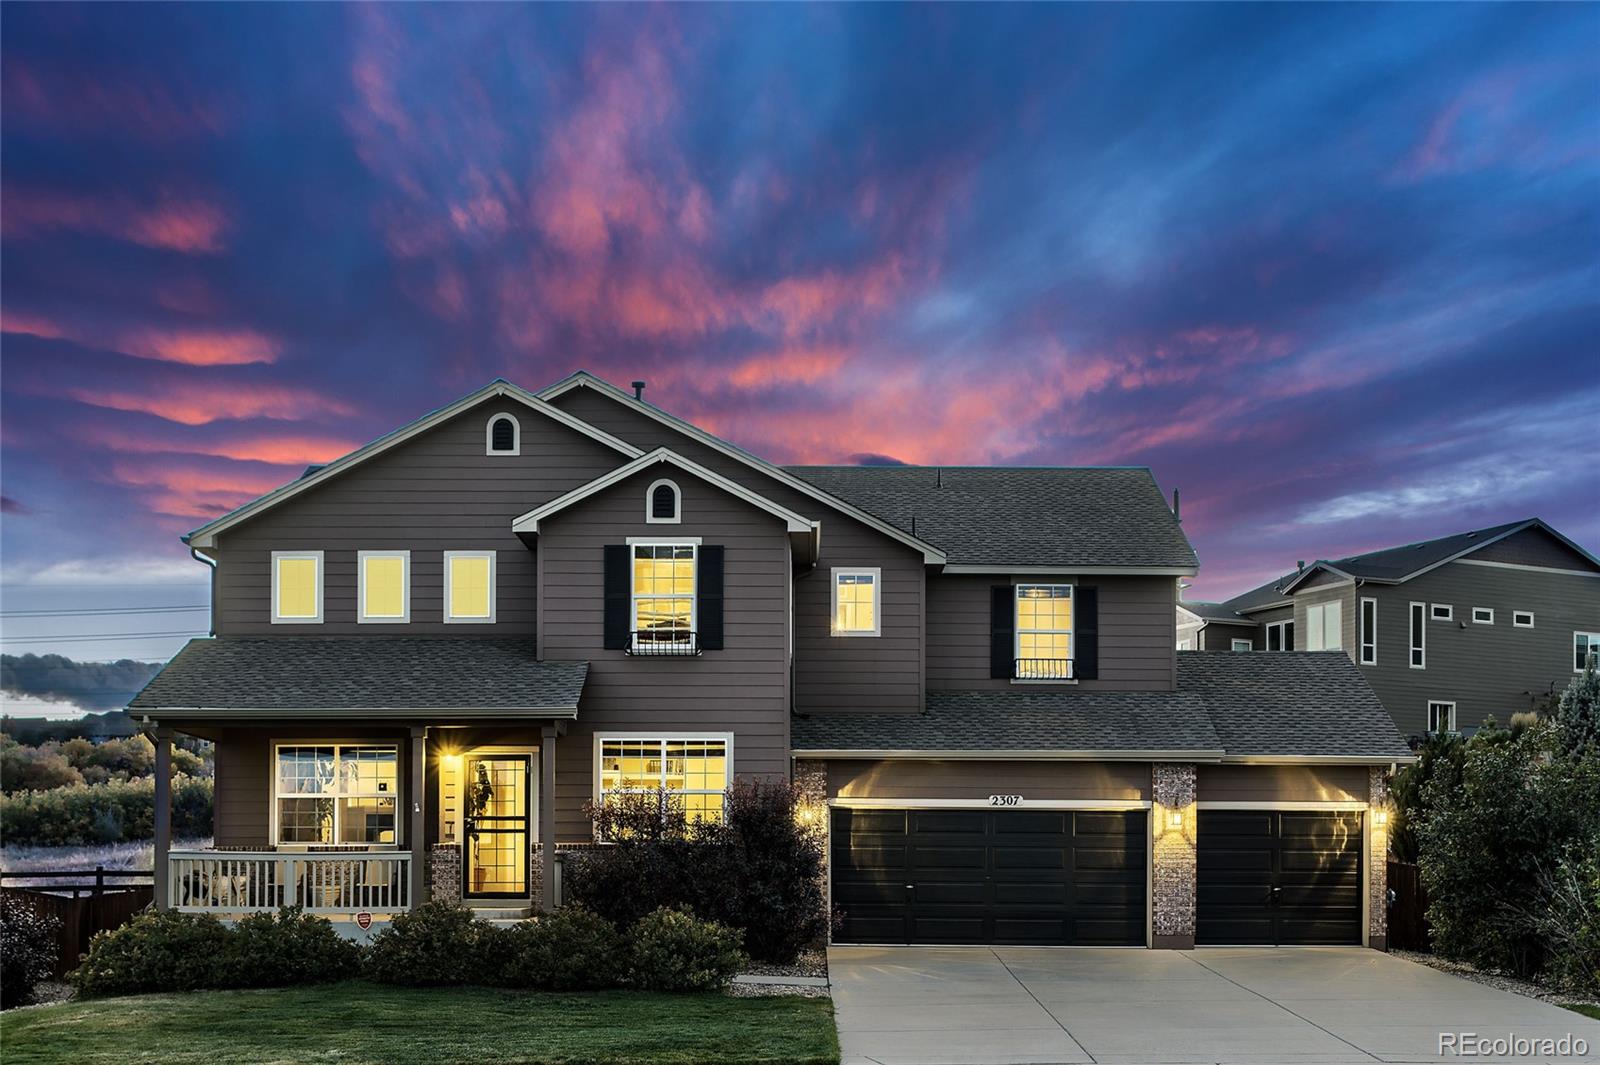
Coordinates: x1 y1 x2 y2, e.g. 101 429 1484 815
831 807 1147 945
1197 810 1363 945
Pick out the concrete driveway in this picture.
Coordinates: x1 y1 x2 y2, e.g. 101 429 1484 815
829 945 1600 1065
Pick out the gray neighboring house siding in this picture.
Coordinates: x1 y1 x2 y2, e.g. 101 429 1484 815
1195 621 1258 652
209 399 622 636
549 385 927 714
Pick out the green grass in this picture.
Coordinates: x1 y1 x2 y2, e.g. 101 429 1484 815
1560 1002 1600 1021
0 982 839 1065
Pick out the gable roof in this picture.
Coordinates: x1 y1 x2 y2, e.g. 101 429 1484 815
785 466 1197 571
184 380 642 549
1278 518 1598 594
1223 573 1298 614
1179 600 1257 625
538 371 947 564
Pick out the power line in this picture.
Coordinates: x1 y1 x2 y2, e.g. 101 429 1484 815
1 631 206 645
0 605 210 618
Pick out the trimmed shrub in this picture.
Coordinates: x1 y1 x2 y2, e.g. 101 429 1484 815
364 902 501 987
1 895 61 1008
219 908 362 988
498 906 625 990
0 775 213 846
629 907 746 992
72 910 232 998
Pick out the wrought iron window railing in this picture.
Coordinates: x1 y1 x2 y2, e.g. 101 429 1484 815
1014 658 1072 680
627 630 700 656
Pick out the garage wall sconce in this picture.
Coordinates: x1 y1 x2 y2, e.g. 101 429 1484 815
1166 811 1184 830
1372 809 1388 827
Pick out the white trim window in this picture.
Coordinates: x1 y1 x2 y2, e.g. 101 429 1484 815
1409 601 1426 669
1359 598 1377 666
1513 611 1535 628
1576 632 1600 673
645 479 681 524
444 551 496 623
632 542 696 650
485 414 520 455
1305 601 1342 651
1431 603 1453 622
596 735 730 823
1015 584 1073 680
1266 619 1294 652
271 551 324 624
1177 637 1193 651
274 744 399 846
358 550 410 623
1427 701 1456 735
1231 639 1253 652
831 568 881 636
1472 607 1494 625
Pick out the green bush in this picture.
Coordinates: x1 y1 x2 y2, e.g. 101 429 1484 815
498 906 625 990
1388 732 1465 863
1531 848 1600 996
0 775 212 845
220 908 362 988
72 910 232 998
628 907 746 992
1 895 61 1008
364 902 501 987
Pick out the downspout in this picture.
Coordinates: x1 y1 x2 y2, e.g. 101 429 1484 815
189 547 218 636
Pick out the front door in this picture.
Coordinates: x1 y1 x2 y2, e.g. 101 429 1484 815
463 755 531 899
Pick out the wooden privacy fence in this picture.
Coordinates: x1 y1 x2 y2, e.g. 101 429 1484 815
1 868 154 978
1386 860 1431 952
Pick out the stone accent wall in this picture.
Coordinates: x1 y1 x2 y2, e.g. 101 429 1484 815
429 843 461 904
1369 766 1390 949
1151 763 1197 948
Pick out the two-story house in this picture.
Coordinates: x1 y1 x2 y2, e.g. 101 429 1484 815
132 371 1410 951
1178 520 1600 738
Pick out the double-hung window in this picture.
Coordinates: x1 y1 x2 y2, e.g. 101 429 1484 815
359 551 410 623
444 551 496 623
832 568 880 636
1266 620 1294 652
1427 701 1456 735
1305 601 1342 651
274 744 398 846
1576 632 1600 673
632 542 696 651
272 551 323 623
597 736 729 823
1409 602 1426 668
1359 598 1377 665
1015 584 1072 679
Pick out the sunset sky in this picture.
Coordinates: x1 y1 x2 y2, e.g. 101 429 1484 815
2 4 1597 667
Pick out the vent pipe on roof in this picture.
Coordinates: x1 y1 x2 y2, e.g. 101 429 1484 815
631 380 646 400
1172 488 1181 522
1297 560 1306 572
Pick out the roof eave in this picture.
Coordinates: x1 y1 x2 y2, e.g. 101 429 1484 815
791 747 1228 762
133 706 583 721
942 564 1197 576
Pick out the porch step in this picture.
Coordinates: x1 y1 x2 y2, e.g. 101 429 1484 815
468 905 535 921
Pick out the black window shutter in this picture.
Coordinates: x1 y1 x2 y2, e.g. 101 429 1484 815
603 545 629 650
699 546 725 650
990 585 1014 679
1075 585 1099 680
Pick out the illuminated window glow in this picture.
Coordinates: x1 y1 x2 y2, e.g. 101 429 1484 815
632 543 695 648
1015 584 1072 679
598 737 729 823
445 551 495 622
832 568 880 636
272 552 323 623
274 744 398 845
359 551 409 622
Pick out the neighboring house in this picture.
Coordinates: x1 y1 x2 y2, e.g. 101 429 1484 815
1178 520 1600 738
132 371 1410 952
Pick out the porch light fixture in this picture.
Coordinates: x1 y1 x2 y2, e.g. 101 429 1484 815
1373 809 1388 827
1167 811 1183 830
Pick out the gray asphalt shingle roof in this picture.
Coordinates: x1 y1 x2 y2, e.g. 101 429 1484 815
1222 574 1296 614
1181 601 1257 625
784 466 1197 569
1313 519 1531 583
130 638 587 714
793 653 1410 761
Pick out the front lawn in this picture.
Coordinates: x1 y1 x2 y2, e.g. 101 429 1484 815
1 982 839 1065
1562 1003 1600 1021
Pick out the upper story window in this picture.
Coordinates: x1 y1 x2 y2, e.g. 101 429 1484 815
1410 601 1426 668
1472 607 1494 625
359 551 410 623
1015 584 1072 679
831 568 881 636
1231 638 1252 652
646 479 681 524
1513 610 1535 628
1266 619 1295 652
1304 600 1341 651
275 744 398 846
1359 598 1377 665
632 542 696 653
271 551 324 624
1431 603 1453 622
1427 701 1456 735
444 551 496 623
1576 632 1600 673
485 414 520 456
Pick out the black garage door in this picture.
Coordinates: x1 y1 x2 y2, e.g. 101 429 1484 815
1197 810 1363 945
831 807 1147 945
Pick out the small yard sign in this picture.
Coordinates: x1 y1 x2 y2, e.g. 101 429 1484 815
356 911 372 930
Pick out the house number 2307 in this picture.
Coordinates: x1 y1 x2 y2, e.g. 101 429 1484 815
988 794 1023 806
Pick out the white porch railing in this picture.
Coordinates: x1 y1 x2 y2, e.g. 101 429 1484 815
168 850 412 914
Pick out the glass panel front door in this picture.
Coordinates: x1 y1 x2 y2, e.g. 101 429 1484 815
463 755 530 898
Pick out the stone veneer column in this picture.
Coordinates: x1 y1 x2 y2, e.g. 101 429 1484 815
429 843 462 904
793 759 831 937
1368 766 1390 951
1151 763 1197 949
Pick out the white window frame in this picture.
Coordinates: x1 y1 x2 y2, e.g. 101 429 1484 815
1014 583 1074 681
1231 639 1252 652
830 567 881 637
1409 601 1426 669
1305 600 1342 651
644 479 681 524
592 732 733 823
1513 611 1535 629
1177 637 1193 651
1359 597 1377 665
270 741 402 848
1427 701 1456 735
629 540 697 650
485 414 521 456
357 550 411 624
271 550 324 624
1471 607 1494 625
1576 631 1600 673
443 550 497 624
1266 619 1293 652
1431 603 1453 622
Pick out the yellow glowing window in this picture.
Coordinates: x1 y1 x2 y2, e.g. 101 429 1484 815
832 569 880 635
631 543 695 647
273 553 322 622
1015 584 1072 679
360 552 409 622
446 552 494 621
598 737 729 823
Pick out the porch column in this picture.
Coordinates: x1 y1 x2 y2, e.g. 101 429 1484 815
410 726 427 907
152 727 173 910
539 724 557 912
1151 762 1197 949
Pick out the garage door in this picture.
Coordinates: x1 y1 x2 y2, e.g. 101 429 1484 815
830 807 1147 945
1197 810 1363 945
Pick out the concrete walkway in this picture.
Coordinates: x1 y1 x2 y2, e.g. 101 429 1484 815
829 945 1600 1065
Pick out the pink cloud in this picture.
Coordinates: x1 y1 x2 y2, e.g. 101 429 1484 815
4 188 228 253
67 382 356 426
121 328 280 366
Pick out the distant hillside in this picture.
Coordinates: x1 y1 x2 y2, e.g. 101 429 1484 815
1 654 163 712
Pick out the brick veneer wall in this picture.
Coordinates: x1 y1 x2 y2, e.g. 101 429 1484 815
1151 762 1197 948
429 843 461 904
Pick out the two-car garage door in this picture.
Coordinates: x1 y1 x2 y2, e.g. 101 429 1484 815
830 807 1147 945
